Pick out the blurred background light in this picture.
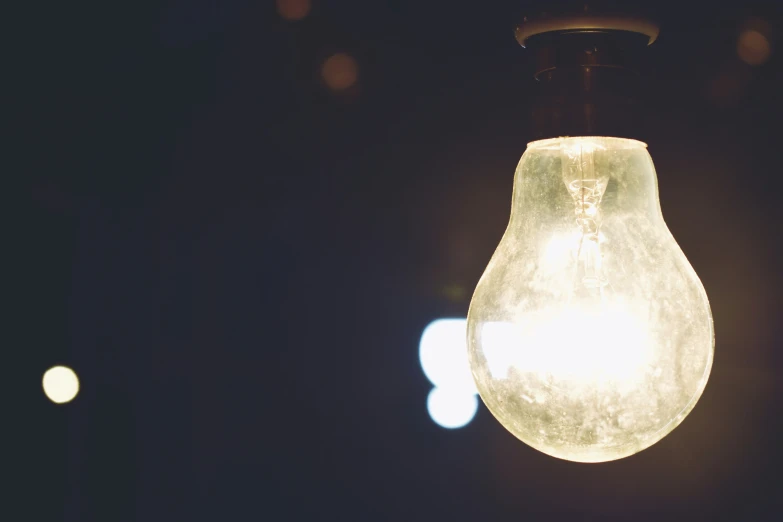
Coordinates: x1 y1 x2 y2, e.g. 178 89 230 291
738 29 771 66
440 283 468 302
42 365 80 404
737 17 773 66
321 53 358 92
276 0 310 21
419 318 475 393
426 387 479 429
707 59 751 107
420 318 478 428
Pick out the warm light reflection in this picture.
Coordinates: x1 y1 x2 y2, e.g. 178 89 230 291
481 303 652 391
542 231 582 270
738 29 771 66
42 366 80 404
427 387 479 429
321 53 358 92
276 0 310 21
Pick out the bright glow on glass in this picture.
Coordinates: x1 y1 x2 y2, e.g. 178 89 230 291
42 366 80 404
419 318 476 393
427 387 479 429
468 137 714 462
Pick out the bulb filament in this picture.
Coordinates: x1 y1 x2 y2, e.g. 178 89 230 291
562 143 609 292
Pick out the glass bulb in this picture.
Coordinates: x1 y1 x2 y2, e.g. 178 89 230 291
467 137 713 462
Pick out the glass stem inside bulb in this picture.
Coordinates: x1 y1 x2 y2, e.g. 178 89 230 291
562 143 609 293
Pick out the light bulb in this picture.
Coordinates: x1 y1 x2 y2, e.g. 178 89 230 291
467 137 713 462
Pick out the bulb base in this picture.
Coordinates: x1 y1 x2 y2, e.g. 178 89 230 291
517 13 658 140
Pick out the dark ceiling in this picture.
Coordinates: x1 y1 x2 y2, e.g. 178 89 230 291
20 1 783 520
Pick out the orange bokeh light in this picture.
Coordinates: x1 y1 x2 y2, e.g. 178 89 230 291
321 53 358 92
737 29 771 66
276 0 310 21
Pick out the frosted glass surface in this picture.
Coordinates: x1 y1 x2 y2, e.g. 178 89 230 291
467 137 713 462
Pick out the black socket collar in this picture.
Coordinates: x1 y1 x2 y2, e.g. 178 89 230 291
517 15 658 141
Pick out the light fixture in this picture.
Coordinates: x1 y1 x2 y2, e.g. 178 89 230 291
467 11 713 462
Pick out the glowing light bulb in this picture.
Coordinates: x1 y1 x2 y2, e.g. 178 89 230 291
467 137 713 462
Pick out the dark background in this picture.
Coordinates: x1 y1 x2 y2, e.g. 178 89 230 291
21 0 783 520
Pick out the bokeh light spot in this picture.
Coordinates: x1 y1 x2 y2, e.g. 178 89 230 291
42 366 80 404
420 319 479 429
276 0 310 21
441 283 468 302
737 29 771 66
427 387 479 429
321 53 358 92
419 318 476 393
